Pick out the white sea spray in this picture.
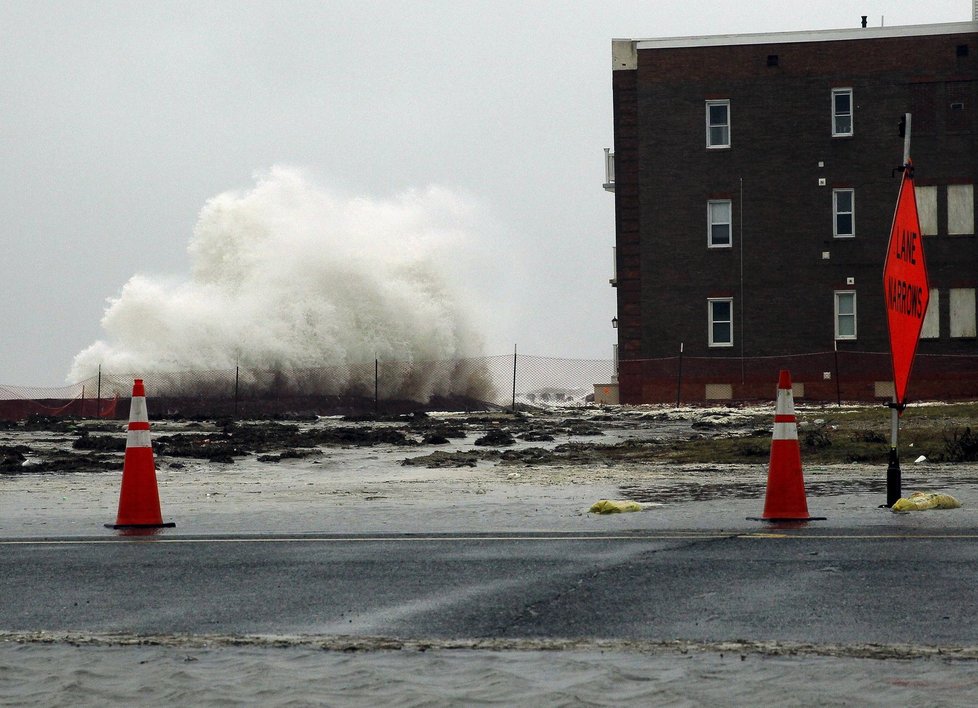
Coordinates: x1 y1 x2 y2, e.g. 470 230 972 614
68 167 487 400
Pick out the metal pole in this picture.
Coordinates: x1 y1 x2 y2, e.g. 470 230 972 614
234 366 240 420
96 365 102 419
884 112 911 507
81 385 86 419
511 345 518 412
902 113 912 166
676 342 684 407
887 400 902 507
375 358 379 417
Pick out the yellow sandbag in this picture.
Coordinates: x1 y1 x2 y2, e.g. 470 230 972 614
892 491 961 512
931 493 962 509
892 496 926 511
589 499 643 514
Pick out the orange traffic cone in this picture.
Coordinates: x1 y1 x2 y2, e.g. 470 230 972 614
750 370 824 522
105 379 175 529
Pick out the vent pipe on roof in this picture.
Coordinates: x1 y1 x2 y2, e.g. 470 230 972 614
861 15 867 28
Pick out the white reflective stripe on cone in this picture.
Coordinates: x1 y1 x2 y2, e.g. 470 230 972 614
773 422 798 440
129 397 148 422
127 429 152 448
775 394 794 415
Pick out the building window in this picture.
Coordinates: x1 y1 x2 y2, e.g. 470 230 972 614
832 88 853 136
916 186 938 235
948 184 975 235
833 189 855 238
835 291 857 339
950 288 977 338
921 288 940 339
708 200 732 248
706 100 730 148
708 298 733 347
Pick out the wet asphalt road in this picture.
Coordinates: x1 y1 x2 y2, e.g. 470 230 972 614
4 528 978 645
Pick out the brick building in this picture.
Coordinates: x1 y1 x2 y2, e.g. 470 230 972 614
607 17 978 403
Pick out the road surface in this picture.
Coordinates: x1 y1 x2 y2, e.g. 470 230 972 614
4 528 977 647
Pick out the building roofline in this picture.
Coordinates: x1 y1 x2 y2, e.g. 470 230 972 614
626 20 978 52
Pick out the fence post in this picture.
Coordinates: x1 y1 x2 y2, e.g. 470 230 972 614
834 343 842 406
512 345 517 412
676 342 684 407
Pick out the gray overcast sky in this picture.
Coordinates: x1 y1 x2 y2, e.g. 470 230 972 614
1 1 971 386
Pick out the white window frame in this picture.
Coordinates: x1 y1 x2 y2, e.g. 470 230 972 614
916 185 938 235
950 288 977 338
834 290 857 340
948 184 975 235
706 100 730 149
708 200 732 248
833 188 855 238
832 87 853 137
708 298 734 347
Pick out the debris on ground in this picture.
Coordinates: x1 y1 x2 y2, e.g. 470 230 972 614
589 499 643 514
891 491 962 512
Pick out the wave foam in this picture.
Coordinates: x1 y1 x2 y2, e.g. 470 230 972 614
68 167 485 399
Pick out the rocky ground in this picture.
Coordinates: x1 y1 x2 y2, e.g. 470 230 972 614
0 406 755 476
3 401 977 477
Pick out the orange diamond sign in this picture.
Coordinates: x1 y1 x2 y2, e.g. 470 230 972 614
883 161 929 407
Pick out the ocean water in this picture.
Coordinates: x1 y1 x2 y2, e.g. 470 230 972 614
3 639 978 707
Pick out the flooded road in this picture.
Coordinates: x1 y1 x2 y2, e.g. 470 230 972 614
4 405 978 704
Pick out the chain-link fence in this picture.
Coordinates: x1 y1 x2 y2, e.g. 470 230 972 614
3 349 976 420
0 354 615 420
